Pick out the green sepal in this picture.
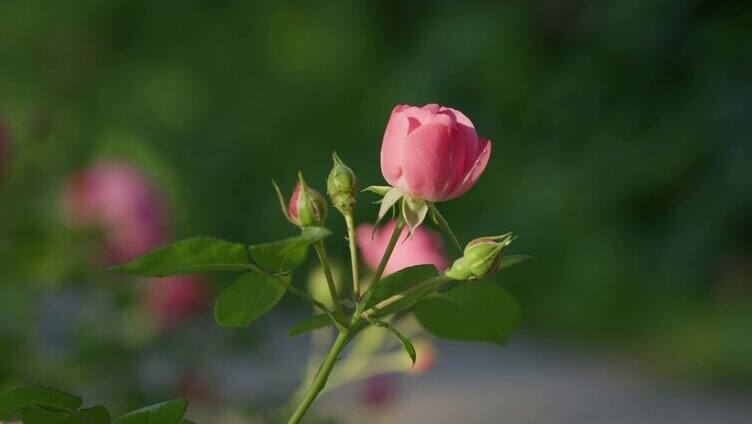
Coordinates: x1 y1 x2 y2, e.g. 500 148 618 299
369 318 416 365
401 196 428 236
428 203 460 250
376 187 403 226
272 180 294 224
363 185 391 196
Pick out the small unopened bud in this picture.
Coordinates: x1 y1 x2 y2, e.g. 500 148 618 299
446 233 515 281
327 152 358 214
289 175 328 227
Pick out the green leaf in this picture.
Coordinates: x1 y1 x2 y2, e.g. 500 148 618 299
22 405 76 424
288 313 334 336
215 272 287 327
428 203 460 250
366 265 438 315
414 282 520 345
114 399 188 424
377 187 403 224
0 385 82 419
363 185 391 196
372 319 416 365
249 226 331 272
109 237 250 277
79 405 111 423
500 255 534 270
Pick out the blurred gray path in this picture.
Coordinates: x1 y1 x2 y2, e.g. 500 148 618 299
318 339 752 424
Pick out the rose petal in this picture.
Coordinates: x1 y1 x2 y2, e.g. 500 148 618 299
445 138 491 200
380 108 410 186
399 123 460 201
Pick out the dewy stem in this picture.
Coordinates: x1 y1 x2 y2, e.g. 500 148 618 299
344 213 361 303
287 330 350 424
359 217 405 311
313 240 344 319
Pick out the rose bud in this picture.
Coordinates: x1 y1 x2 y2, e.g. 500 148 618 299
380 104 491 202
357 220 449 276
288 178 328 228
326 152 358 214
446 233 515 281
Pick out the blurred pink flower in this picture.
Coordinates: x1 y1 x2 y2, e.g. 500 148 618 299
61 160 168 263
147 275 207 330
356 220 449 275
381 104 491 202
360 375 400 408
411 339 437 374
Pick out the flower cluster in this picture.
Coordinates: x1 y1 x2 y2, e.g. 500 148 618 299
102 103 526 424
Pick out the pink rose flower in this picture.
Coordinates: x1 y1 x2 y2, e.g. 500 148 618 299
356 220 449 276
380 104 491 202
61 160 168 263
147 275 207 330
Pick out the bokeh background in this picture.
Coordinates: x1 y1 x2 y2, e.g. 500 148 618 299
1 0 751 422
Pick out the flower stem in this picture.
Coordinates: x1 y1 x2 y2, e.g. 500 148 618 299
359 217 405 311
344 213 361 303
287 330 350 424
313 240 344 319
362 273 455 319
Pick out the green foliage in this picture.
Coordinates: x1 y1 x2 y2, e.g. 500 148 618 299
0 385 189 424
366 265 439 316
414 282 520 345
287 313 334 337
215 272 288 327
249 227 331 272
0 385 84 420
113 400 188 424
110 237 250 277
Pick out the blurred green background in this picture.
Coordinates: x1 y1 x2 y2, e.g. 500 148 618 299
1 0 751 420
